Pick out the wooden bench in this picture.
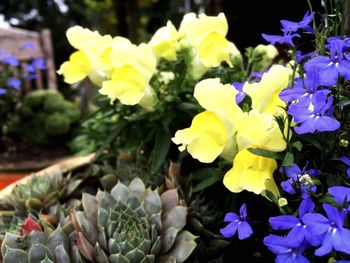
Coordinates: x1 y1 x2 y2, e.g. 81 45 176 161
0 27 57 92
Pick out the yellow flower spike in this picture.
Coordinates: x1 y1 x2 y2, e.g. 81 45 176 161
236 110 286 152
57 51 92 84
194 78 244 134
172 111 228 163
223 148 280 197
99 65 146 105
148 21 179 61
243 64 290 114
66 25 101 50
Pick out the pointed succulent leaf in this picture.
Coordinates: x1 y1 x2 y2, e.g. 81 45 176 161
109 253 130 263
3 247 29 263
28 243 53 263
139 255 155 263
21 216 43 236
100 192 117 210
55 243 71 263
47 225 69 256
164 230 198 263
129 178 146 201
77 231 95 262
160 189 179 213
111 182 130 202
82 193 98 226
144 190 161 217
65 179 83 197
1 233 22 255
94 242 109 263
40 255 55 263
162 206 187 230
27 231 48 249
160 227 180 253
150 236 161 255
74 212 98 245
150 213 162 233
97 225 108 251
156 255 176 263
125 247 145 263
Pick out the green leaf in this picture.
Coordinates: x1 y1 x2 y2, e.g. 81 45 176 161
93 119 127 161
292 141 303 151
335 99 350 107
282 152 294 167
247 148 282 160
193 170 223 192
151 129 171 173
299 134 323 152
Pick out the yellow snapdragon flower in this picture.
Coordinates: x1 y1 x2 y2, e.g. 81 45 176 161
223 148 280 197
148 21 179 61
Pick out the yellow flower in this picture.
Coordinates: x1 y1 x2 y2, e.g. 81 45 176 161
57 51 91 84
178 12 239 68
223 148 280 197
243 65 290 115
66 26 100 50
236 110 286 152
172 111 228 163
99 42 156 106
148 21 179 61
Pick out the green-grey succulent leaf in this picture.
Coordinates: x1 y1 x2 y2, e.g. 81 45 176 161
144 190 161 216
140 255 155 263
94 242 109 263
55 243 71 263
27 231 48 249
74 212 98 245
47 225 69 257
160 227 180 253
150 213 162 232
100 174 118 191
150 236 161 255
164 230 198 263
109 253 130 263
3 246 29 263
128 178 146 201
97 225 108 251
1 233 22 255
162 206 187 230
40 255 55 263
77 232 95 262
111 182 130 202
82 193 98 226
28 243 53 263
125 247 145 263
160 189 179 213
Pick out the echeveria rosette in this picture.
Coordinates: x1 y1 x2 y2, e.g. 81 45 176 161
263 235 310 263
70 178 197 262
220 203 253 240
304 36 350 86
269 198 322 247
303 203 350 256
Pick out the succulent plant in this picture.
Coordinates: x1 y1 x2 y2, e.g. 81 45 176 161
0 216 79 263
70 177 197 262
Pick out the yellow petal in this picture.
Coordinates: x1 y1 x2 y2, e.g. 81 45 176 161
57 51 91 84
99 65 146 105
236 110 286 152
66 26 100 50
243 64 289 114
149 21 179 61
172 111 227 163
194 78 244 134
197 32 229 67
223 148 279 196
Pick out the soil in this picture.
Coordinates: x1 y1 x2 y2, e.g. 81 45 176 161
0 137 71 172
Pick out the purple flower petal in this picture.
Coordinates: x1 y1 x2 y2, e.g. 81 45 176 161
302 213 330 235
220 222 238 238
314 230 333 256
237 221 253 240
269 215 299 230
328 186 350 206
299 198 315 217
263 234 291 254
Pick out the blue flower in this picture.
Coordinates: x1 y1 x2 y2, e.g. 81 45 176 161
340 156 350 178
232 82 246 104
220 203 253 240
0 88 6 95
269 198 322 247
20 42 37 50
328 186 350 210
32 57 46 70
288 92 340 134
7 78 21 90
2 55 19 67
304 37 350 86
262 32 300 47
303 203 350 256
280 11 315 34
296 50 315 64
263 235 310 263
280 162 319 198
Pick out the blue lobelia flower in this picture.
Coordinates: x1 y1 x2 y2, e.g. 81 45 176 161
2 55 20 67
20 42 37 50
263 235 310 263
328 186 350 210
296 50 315 64
262 11 314 47
269 198 322 247
220 203 253 240
32 57 46 70
304 37 350 86
7 78 21 90
280 162 319 199
288 92 340 134
280 11 315 34
339 156 350 178
302 203 350 256
0 88 6 95
232 82 246 104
